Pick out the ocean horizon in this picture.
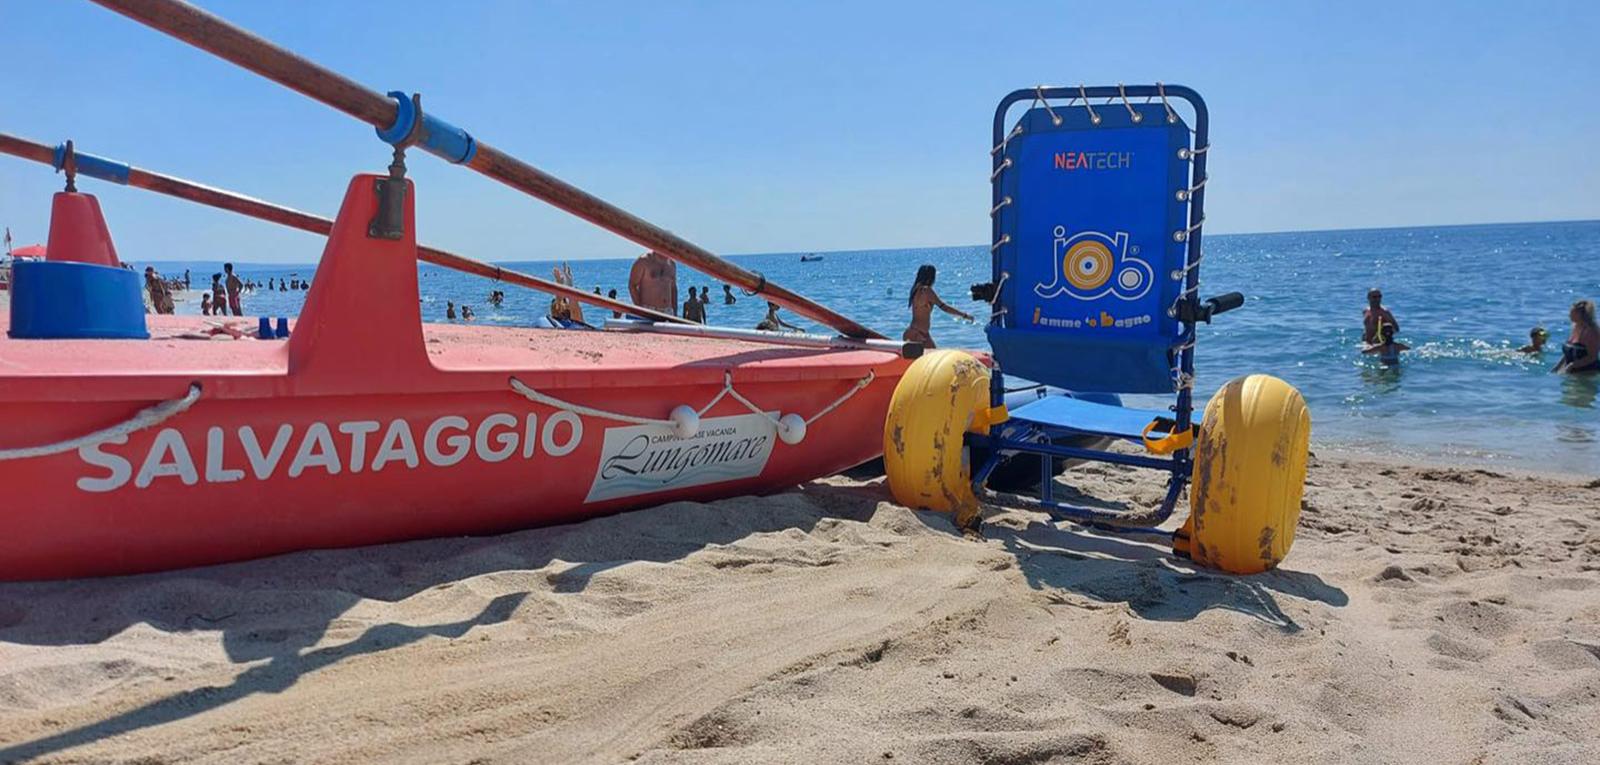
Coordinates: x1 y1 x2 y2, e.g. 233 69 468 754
133 219 1600 474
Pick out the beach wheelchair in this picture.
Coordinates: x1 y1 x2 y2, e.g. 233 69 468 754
884 85 1310 574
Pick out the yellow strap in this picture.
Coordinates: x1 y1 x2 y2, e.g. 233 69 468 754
970 403 1009 432
1141 419 1194 455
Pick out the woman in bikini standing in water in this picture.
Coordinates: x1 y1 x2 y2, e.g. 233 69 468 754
903 264 972 349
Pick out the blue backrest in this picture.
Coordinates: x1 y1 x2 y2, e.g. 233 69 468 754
989 101 1195 394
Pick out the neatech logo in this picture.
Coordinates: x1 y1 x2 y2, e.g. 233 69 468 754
1054 151 1131 171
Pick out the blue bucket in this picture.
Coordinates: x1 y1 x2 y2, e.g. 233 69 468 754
8 260 149 339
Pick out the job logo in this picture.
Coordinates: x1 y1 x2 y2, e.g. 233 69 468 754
1034 226 1153 302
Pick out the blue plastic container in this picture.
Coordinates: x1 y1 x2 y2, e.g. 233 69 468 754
8 260 149 339
275 317 290 338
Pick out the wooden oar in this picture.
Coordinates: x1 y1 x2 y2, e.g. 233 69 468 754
88 0 885 340
0 131 687 325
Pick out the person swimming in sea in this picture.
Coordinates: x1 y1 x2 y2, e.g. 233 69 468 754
1556 299 1600 374
723 284 736 305
902 264 972 349
1518 326 1549 354
755 301 801 332
446 301 457 320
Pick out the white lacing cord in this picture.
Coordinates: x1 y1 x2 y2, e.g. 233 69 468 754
1079 84 1101 125
1175 177 1207 202
990 234 1011 253
1156 82 1178 124
1034 85 1063 126
990 196 1012 217
0 383 203 461
1117 83 1142 123
508 371 874 445
990 124 1023 157
986 272 1010 322
990 157 1012 181
1170 250 1205 281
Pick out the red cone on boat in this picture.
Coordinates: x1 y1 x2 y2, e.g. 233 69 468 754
44 192 121 267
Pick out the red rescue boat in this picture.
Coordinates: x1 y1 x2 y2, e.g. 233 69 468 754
1 0 924 581
0 175 912 580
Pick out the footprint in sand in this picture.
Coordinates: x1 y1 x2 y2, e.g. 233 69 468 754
1435 599 1519 640
1530 639 1600 670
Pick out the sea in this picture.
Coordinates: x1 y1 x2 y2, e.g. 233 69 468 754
147 220 1600 475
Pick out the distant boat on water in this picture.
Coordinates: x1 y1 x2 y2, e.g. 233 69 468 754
800 254 824 262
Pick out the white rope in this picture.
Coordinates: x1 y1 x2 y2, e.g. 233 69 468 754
1034 86 1063 126
0 383 202 461
1177 144 1209 160
990 234 1011 253
1078 84 1101 125
803 372 875 426
510 376 728 425
1156 82 1178 124
990 196 1012 217
990 157 1012 181
508 370 874 443
1117 83 1142 123
1171 250 1205 280
1172 215 1205 243
1175 176 1206 202
990 124 1023 157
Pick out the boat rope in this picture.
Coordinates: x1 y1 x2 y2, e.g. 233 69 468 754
0 383 202 461
507 371 874 445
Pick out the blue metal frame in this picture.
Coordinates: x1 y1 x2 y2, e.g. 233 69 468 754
978 84 1209 534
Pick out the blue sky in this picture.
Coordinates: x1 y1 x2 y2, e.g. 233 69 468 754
3 1 1597 263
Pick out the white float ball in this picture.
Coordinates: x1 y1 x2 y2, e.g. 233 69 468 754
776 413 807 445
669 405 699 439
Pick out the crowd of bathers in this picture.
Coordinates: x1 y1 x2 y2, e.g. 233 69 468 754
1364 287 1600 374
438 251 795 332
140 263 310 317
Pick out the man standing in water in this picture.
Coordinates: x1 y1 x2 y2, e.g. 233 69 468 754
1362 288 1399 345
723 284 736 305
224 262 243 316
629 251 677 315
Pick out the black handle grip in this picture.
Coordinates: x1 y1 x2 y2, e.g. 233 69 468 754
1204 291 1245 316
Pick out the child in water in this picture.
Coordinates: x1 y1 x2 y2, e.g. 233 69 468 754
1362 322 1409 364
755 301 801 332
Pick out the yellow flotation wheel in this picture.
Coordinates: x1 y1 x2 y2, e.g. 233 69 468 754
1177 374 1311 574
883 350 1005 530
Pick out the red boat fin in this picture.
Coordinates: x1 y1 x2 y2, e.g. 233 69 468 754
45 192 121 267
288 174 433 393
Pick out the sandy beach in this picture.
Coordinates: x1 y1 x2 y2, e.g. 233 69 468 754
0 450 1595 764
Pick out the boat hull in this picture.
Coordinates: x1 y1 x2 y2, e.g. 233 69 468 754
0 370 897 580
0 173 908 580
